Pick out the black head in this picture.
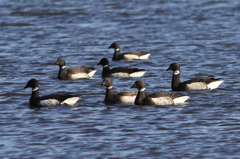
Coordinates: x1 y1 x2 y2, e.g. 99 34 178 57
24 79 39 89
131 80 146 90
97 58 110 66
54 58 66 67
108 42 119 49
166 63 180 71
101 78 113 87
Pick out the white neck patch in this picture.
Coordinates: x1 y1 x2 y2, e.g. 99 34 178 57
116 48 120 51
140 88 146 92
33 87 38 91
103 65 109 67
107 86 113 89
61 66 66 69
174 70 180 75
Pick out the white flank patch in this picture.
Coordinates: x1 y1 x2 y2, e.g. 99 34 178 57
130 71 146 77
139 53 151 59
120 96 136 103
151 97 174 105
187 82 207 90
39 99 60 106
173 96 190 104
111 72 130 77
88 70 97 78
124 54 139 60
71 73 89 79
61 97 81 106
207 80 224 89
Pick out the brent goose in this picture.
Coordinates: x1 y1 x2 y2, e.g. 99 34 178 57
108 42 151 61
55 58 96 80
97 58 147 78
131 80 190 105
101 78 137 104
24 79 80 107
166 63 224 91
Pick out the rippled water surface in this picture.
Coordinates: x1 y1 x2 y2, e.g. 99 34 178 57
1 0 240 158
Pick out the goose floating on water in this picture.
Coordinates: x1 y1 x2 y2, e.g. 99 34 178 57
131 80 190 105
108 42 151 61
55 58 96 80
166 63 224 91
101 78 137 104
97 58 147 78
24 79 80 107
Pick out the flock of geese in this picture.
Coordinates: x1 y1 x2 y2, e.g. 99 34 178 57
24 42 224 107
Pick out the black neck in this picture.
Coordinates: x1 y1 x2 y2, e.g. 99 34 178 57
102 66 110 78
30 90 39 105
112 50 121 60
105 88 116 103
171 73 181 91
135 90 147 105
58 66 67 78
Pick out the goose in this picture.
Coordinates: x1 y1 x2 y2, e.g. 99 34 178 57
55 58 96 80
108 42 151 60
101 78 137 104
131 80 190 105
97 58 147 78
166 63 224 91
24 79 80 107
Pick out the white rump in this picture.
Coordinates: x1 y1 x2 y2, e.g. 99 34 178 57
139 53 151 59
129 71 146 77
61 97 81 106
207 80 224 89
173 96 190 104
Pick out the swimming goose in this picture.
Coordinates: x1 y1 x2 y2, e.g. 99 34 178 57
55 58 96 80
131 80 189 105
108 42 151 61
101 78 137 104
24 79 80 107
166 63 224 91
97 58 147 78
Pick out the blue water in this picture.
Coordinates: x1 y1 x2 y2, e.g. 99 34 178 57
0 0 240 158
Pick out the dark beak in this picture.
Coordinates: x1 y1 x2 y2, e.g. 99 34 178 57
100 81 104 86
166 67 171 71
130 83 136 89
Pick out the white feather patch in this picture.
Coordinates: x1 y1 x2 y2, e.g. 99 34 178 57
123 54 139 60
39 99 60 106
187 82 207 90
174 70 180 75
71 73 90 79
207 80 224 89
139 53 151 59
151 97 174 105
111 72 130 77
119 96 136 103
61 97 80 106
88 70 97 78
173 96 190 104
130 71 146 77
